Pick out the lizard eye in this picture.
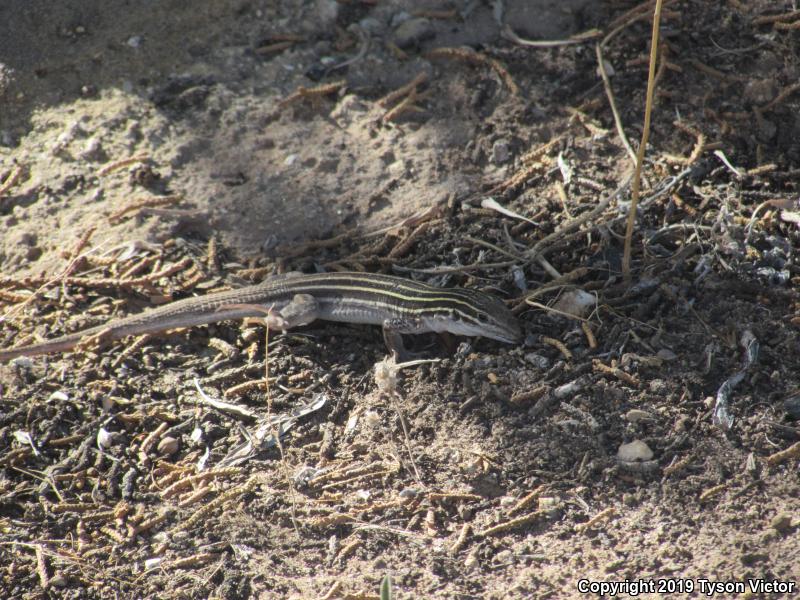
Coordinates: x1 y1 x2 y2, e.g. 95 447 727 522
477 312 489 323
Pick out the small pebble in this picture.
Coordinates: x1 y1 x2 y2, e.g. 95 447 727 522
524 353 550 369
617 440 654 462
490 139 510 165
388 159 405 178
624 409 653 423
399 487 419 499
464 548 480 569
538 496 560 511
552 289 595 318
126 35 142 48
359 17 385 36
656 348 678 361
190 427 204 443
783 395 800 421
157 436 180 456
499 495 516 508
770 513 793 534
96 428 114 449
315 0 339 27
81 137 103 160
743 79 776 105
393 17 434 49
390 11 411 27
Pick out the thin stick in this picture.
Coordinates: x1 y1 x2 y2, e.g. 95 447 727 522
595 43 637 165
622 0 663 281
502 25 601 47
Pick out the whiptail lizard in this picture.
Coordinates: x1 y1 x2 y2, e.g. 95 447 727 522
0 271 521 361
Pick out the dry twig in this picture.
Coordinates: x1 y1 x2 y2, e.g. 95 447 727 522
622 0 663 280
426 47 519 96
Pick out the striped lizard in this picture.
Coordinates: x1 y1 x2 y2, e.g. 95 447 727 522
0 271 521 361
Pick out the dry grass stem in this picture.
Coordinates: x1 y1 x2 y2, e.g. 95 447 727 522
378 72 427 107
476 510 546 537
752 9 800 26
426 47 519 95
0 164 24 199
576 507 617 532
766 441 800 467
502 25 601 47
97 154 150 177
622 0 663 279
595 43 637 166
278 80 345 109
109 195 183 223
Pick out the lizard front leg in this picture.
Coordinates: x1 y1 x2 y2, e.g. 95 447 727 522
382 317 427 361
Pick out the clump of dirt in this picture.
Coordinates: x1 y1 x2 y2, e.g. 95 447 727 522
1 1 799 598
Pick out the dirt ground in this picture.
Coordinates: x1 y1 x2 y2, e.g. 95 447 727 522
1 0 799 598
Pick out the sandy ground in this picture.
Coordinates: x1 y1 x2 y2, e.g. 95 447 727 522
1 0 799 598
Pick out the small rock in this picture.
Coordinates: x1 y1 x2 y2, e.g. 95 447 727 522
617 440 654 462
524 353 550 369
315 0 339 27
399 487 420 500
81 137 103 160
388 159 405 178
157 436 180 456
393 17 434 49
490 139 510 165
538 496 560 511
552 289 595 318
126 35 142 48
656 348 678 361
190 427 204 443
464 548 480 569
756 117 777 140
743 79 776 105
390 11 412 28
359 17 385 36
740 552 769 566
624 409 654 423
499 495 517 508
770 513 793 534
96 428 114 449
783 395 800 421
329 94 368 123
283 154 298 167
